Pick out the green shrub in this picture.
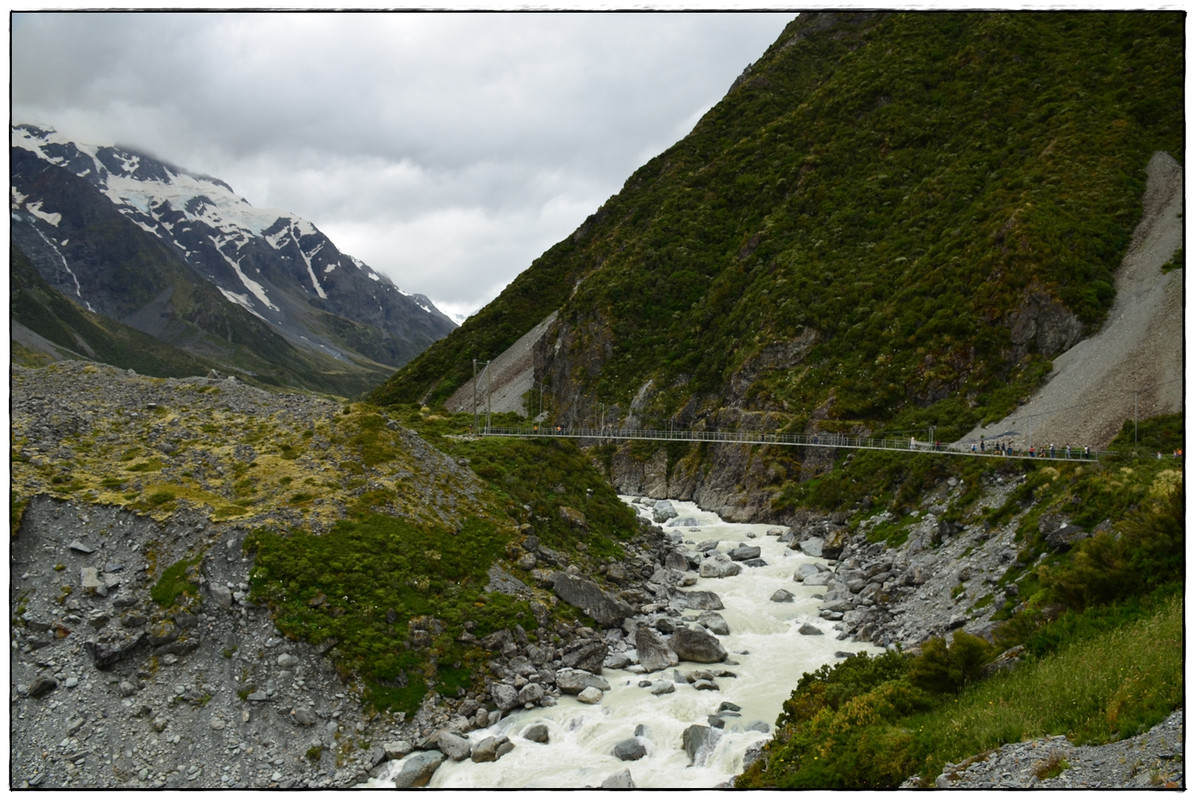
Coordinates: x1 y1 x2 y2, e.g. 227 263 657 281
151 555 200 608
907 630 995 695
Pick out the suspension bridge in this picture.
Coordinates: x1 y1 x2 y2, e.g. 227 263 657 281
474 425 1130 461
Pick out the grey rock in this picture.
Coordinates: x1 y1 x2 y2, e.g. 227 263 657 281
601 768 636 789
663 550 689 572
794 562 827 581
635 625 679 673
470 735 512 763
669 626 728 663
651 500 678 523
799 622 824 636
392 751 445 788
556 668 611 695
437 730 472 762
676 589 724 610
799 537 825 557
728 544 761 562
697 611 731 635
1045 524 1089 552
522 723 550 744
516 682 545 706
490 682 519 711
27 675 57 698
561 638 608 674
650 680 676 695
577 686 603 704
292 707 317 726
698 556 742 579
81 566 105 595
770 589 795 603
383 740 414 760
551 573 635 627
802 571 834 586
612 737 647 761
682 724 721 765
84 632 146 669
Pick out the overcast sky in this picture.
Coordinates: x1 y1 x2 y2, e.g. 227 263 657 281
11 10 796 322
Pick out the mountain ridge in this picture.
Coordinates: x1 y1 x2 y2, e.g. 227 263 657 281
10 123 456 395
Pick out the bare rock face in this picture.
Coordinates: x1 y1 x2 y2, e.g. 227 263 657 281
1006 287 1085 360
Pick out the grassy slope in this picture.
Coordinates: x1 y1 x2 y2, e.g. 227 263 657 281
372 12 1183 442
10 366 637 714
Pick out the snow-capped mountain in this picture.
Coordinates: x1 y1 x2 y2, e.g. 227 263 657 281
10 123 456 394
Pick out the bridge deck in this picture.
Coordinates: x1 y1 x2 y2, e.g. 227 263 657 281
475 426 1117 461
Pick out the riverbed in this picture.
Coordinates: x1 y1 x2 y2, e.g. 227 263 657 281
372 498 880 789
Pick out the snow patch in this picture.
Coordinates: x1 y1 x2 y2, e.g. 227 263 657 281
26 202 63 226
217 251 278 312
218 287 267 321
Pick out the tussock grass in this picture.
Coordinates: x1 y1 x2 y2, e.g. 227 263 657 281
911 592 1182 778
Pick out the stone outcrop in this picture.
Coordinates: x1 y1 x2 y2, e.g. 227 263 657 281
551 573 635 627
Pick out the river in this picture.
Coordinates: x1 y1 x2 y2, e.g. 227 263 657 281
370 498 879 789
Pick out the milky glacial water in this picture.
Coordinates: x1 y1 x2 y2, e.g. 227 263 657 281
370 499 880 789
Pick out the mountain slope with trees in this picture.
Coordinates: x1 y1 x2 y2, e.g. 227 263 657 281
372 11 1182 484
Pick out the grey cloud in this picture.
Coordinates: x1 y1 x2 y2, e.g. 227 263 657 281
12 10 794 318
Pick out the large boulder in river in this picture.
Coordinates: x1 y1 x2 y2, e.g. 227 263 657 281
436 730 472 762
675 589 724 610
699 555 742 579
555 668 611 695
669 626 727 663
551 573 635 627
682 724 722 765
652 500 678 523
697 611 730 635
392 751 445 788
635 625 679 672
612 737 647 761
794 562 828 582
728 544 762 562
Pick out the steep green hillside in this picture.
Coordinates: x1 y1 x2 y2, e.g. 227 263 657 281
372 11 1182 441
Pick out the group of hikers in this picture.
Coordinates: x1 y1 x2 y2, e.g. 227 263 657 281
968 437 1091 459
907 435 1089 458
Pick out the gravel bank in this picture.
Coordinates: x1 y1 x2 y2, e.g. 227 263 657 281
963 151 1183 451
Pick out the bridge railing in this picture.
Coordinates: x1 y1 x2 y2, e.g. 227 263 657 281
476 426 1118 461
